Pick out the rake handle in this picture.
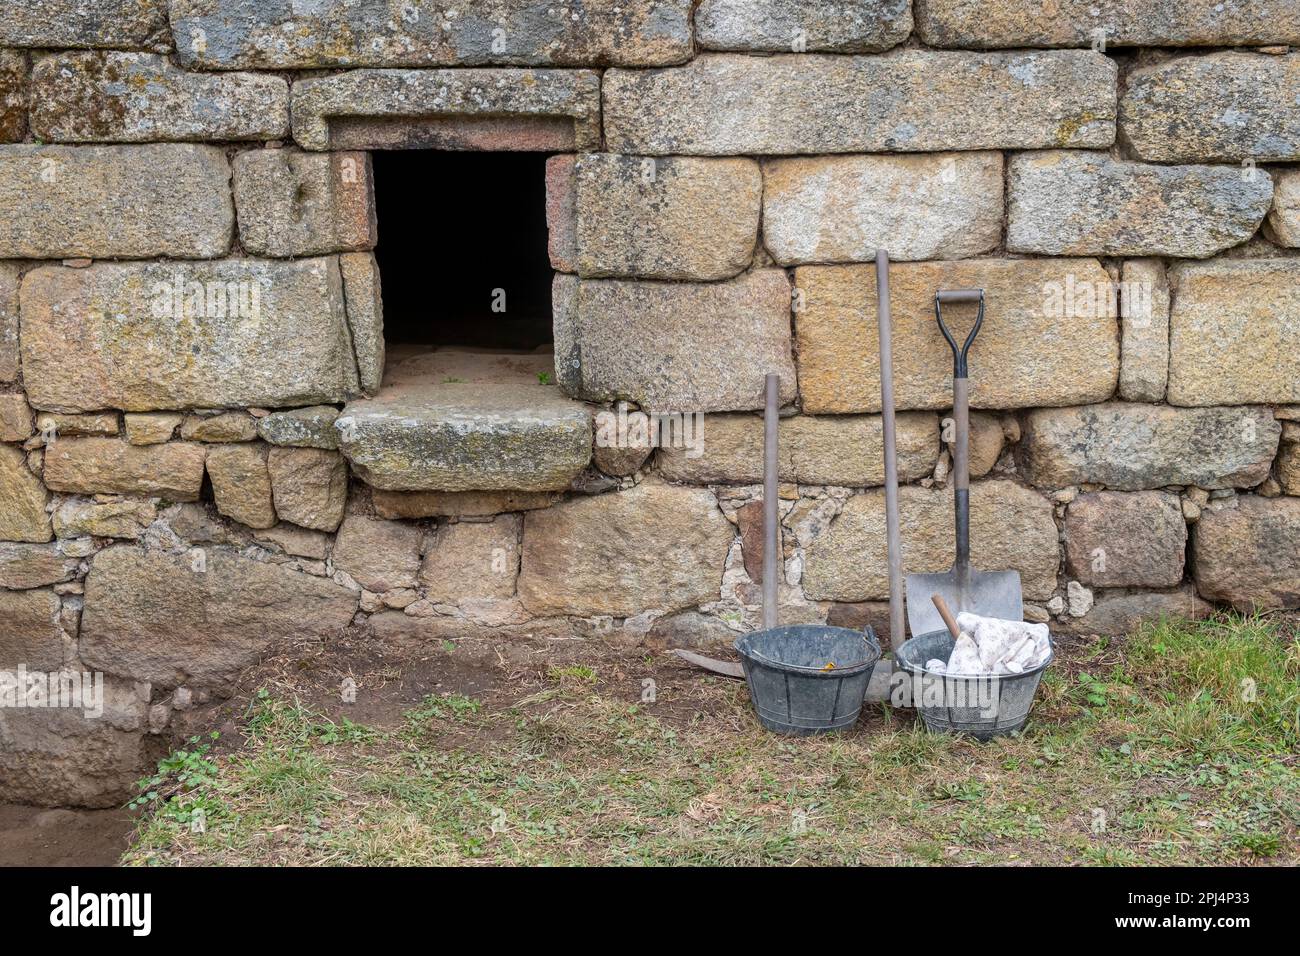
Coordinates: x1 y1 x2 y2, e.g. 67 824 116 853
876 250 904 651
762 372 779 630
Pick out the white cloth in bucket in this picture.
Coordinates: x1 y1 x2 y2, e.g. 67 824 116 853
942 612 1051 676
946 633 983 675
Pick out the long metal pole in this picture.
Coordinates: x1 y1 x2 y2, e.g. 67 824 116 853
875 250 905 650
762 372 779 630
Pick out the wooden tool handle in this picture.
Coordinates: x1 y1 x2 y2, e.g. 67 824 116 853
762 373 779 630
931 593 961 639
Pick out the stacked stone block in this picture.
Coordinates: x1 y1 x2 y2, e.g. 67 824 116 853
1 0 1298 805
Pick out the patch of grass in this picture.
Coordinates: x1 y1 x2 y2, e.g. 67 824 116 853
1233 831 1282 858
245 689 377 745
1119 614 1299 752
1073 671 1117 709
124 614 1300 867
548 664 597 683
404 693 483 726
128 733 224 832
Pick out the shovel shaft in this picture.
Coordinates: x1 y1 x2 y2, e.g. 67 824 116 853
953 376 970 570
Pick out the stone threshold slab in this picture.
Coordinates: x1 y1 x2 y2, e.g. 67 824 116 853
335 347 593 492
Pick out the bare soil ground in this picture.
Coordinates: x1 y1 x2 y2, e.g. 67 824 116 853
0 805 133 867
120 613 1298 867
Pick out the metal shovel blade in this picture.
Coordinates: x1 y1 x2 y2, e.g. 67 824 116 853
905 567 1023 638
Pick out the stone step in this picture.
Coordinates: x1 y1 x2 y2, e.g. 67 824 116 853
335 349 593 493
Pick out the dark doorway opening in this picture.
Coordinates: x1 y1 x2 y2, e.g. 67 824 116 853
373 151 553 350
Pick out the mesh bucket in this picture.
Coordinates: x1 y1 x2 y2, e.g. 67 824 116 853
734 625 882 736
895 629 1054 741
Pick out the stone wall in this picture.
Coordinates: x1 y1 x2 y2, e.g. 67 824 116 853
2 1 1299 806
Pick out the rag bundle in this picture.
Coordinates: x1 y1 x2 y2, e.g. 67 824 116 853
925 612 1051 676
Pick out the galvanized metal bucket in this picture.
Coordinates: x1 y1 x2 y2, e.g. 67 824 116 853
894 629 1053 740
734 625 882 736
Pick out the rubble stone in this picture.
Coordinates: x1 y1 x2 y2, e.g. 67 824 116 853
332 515 421 592
42 439 207 501
81 545 357 688
519 481 733 617
802 481 1059 602
266 448 348 532
421 515 522 604
1064 491 1187 588
1193 497 1300 610
205 443 276 529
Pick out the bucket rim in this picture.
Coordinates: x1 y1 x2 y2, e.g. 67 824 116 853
734 624 882 676
895 628 1055 681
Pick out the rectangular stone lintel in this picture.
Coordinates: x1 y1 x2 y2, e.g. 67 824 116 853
290 69 601 151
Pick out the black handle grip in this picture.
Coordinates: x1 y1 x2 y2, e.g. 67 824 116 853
935 289 985 378
955 488 970 567
936 289 984 303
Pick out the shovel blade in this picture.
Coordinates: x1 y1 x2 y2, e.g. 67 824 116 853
905 568 1023 638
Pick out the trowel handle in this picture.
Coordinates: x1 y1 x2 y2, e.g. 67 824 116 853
935 290 984 568
930 593 962 640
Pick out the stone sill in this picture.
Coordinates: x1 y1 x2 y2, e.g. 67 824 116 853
335 347 593 493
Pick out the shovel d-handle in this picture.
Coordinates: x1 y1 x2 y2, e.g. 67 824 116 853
935 289 985 576
935 289 984 378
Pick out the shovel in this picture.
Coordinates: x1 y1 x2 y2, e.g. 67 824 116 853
905 289 1022 637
